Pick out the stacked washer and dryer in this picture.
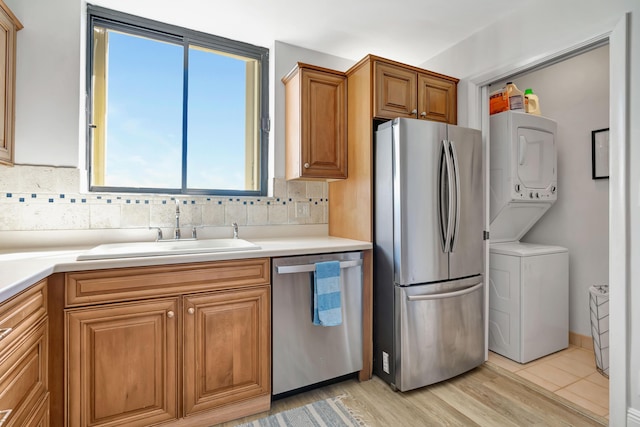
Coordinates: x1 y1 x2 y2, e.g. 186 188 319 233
488 111 569 364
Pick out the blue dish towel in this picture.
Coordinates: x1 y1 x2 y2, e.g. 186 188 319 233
313 261 342 327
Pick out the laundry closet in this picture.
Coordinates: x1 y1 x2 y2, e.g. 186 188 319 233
486 44 610 407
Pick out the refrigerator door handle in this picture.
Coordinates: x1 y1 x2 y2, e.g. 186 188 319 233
406 282 483 301
449 140 461 252
440 140 454 252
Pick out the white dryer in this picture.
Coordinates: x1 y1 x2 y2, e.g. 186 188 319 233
488 111 569 363
488 242 569 363
490 111 557 243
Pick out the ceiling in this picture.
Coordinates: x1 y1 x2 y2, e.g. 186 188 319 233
90 0 529 66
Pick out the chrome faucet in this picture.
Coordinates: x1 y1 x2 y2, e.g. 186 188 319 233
232 222 239 239
174 199 181 240
149 226 163 241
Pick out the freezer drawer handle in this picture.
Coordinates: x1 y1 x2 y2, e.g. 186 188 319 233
406 282 483 301
276 259 362 274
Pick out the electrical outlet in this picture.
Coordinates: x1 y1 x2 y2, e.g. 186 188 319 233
382 351 390 374
295 202 310 218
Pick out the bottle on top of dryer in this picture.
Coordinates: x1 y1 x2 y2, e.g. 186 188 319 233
505 82 525 111
524 88 541 115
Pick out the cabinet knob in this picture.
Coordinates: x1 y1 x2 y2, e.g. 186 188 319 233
304 163 310 169
167 311 175 318
420 111 427 117
411 109 417 115
188 307 195 315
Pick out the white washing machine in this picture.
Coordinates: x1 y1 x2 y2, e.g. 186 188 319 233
489 112 569 363
488 242 569 363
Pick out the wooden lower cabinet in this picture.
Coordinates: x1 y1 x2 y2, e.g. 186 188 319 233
66 298 179 427
0 320 48 427
0 278 48 427
63 259 271 427
183 286 270 418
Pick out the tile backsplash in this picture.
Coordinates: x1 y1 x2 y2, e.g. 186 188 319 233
0 165 327 232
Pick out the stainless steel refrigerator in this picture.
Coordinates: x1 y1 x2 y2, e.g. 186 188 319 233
374 117 485 392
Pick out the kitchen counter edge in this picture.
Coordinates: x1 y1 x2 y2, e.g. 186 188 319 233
0 236 372 303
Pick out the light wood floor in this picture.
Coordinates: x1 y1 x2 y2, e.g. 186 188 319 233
489 346 609 418
224 362 607 426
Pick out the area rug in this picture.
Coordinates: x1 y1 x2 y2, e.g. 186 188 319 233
235 395 367 427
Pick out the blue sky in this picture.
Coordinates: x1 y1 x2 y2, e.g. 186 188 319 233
103 30 248 190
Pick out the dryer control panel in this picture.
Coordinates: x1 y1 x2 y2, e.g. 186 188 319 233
511 181 557 201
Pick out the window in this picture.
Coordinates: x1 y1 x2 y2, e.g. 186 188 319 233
87 5 269 196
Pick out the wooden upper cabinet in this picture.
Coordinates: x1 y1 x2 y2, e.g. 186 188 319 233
283 63 347 180
372 57 458 124
0 1 22 165
374 61 417 119
418 73 457 124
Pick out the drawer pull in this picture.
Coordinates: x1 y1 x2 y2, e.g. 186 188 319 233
188 308 195 315
167 311 175 319
0 409 12 426
0 328 12 342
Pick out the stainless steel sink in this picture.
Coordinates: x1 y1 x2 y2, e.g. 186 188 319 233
76 238 261 261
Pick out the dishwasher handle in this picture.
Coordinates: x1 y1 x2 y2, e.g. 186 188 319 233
275 259 362 275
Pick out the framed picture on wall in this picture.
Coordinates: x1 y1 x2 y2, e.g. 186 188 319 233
591 128 609 179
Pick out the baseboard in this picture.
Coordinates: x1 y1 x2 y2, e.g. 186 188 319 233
569 331 594 351
628 408 640 427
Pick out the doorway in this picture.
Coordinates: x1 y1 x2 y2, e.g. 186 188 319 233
483 44 611 417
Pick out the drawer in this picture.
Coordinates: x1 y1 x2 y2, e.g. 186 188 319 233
0 280 47 356
0 320 48 427
65 258 270 307
23 393 49 427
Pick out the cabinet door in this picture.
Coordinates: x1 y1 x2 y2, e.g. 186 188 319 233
300 68 347 179
374 62 417 120
0 321 48 427
417 73 457 124
0 279 47 357
23 394 49 427
183 286 270 416
0 4 20 165
66 298 178 427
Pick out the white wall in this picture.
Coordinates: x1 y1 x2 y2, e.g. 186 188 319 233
490 45 610 337
6 0 82 167
421 1 639 423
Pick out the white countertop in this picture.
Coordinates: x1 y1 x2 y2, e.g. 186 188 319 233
0 236 372 303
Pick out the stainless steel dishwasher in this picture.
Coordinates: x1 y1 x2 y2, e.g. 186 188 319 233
272 251 363 395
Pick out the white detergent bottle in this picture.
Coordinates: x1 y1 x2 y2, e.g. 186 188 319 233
505 82 525 111
524 88 541 115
